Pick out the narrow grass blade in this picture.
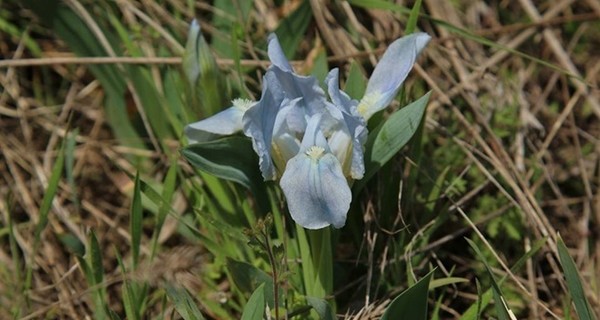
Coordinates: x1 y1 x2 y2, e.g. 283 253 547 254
405 0 423 34
466 239 511 320
165 285 206 320
381 269 435 320
25 142 65 290
461 237 547 319
131 173 143 268
557 236 597 320
274 0 313 58
241 283 266 320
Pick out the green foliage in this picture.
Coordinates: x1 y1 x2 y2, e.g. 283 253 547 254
356 91 431 191
381 270 434 320
241 283 266 320
557 236 597 320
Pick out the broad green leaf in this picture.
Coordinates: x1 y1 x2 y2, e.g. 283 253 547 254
356 92 430 191
306 296 335 320
466 239 511 320
274 0 313 58
381 269 434 320
165 285 206 320
181 137 269 212
226 258 276 307
557 236 597 320
310 49 329 85
241 283 266 320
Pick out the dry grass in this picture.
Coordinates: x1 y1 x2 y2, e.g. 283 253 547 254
1 0 599 318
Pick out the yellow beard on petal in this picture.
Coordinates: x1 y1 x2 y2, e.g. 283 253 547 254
306 146 325 160
357 91 382 118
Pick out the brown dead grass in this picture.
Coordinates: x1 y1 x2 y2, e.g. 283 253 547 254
0 0 599 319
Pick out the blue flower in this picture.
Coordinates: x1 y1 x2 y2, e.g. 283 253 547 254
184 25 430 229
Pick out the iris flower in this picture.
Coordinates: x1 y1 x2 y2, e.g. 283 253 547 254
185 29 430 229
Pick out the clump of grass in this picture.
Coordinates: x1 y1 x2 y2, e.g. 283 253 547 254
1 0 599 319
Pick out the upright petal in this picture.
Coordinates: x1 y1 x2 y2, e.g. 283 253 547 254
267 34 328 116
267 34 293 72
358 32 431 120
325 69 368 179
280 114 351 229
242 72 284 181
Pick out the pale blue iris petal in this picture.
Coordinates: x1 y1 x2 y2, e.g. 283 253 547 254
276 98 307 135
184 106 245 143
270 67 327 116
280 151 351 229
325 69 368 179
272 132 301 171
280 114 351 229
360 32 431 120
242 73 284 181
267 35 327 116
267 34 293 72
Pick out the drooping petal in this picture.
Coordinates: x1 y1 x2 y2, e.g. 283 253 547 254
358 32 431 120
242 72 284 181
325 69 368 179
184 98 255 143
280 114 351 229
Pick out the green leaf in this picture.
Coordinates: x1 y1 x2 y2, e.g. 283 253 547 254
26 142 65 290
181 137 269 212
274 0 313 58
461 237 547 319
185 18 228 116
405 0 423 34
381 269 435 320
131 173 142 268
306 296 335 320
356 92 430 191
226 258 276 307
466 239 511 320
241 283 266 320
165 285 206 320
557 236 597 320
344 61 366 99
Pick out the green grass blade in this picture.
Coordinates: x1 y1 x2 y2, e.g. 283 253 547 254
461 237 547 319
405 0 423 34
557 236 597 320
25 141 65 291
131 173 143 268
274 0 313 58
466 239 511 320
165 285 206 320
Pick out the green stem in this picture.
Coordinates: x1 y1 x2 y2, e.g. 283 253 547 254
307 227 333 300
